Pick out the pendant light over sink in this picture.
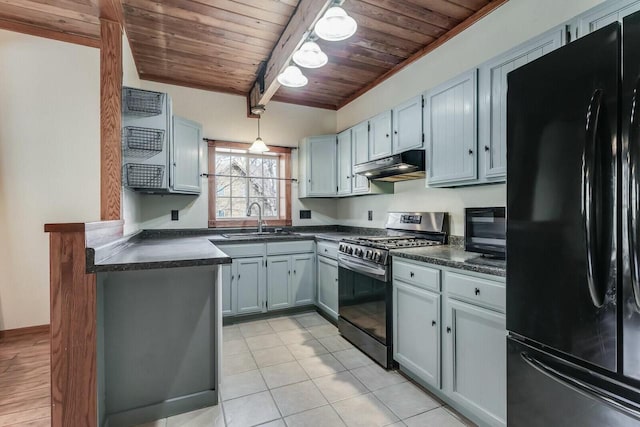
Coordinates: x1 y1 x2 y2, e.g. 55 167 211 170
249 110 269 153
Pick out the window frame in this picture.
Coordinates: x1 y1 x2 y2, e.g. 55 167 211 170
207 140 292 228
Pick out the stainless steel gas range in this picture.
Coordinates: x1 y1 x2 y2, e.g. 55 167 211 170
337 212 448 368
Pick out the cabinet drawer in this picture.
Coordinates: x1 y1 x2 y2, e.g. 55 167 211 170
393 259 440 292
215 243 264 258
445 271 505 312
267 240 314 255
317 241 338 260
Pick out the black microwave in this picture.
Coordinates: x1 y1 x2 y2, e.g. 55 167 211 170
465 207 506 258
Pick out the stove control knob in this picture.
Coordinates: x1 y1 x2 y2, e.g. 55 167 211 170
347 247 354 255
355 248 361 257
373 252 381 262
365 250 373 259
339 244 344 252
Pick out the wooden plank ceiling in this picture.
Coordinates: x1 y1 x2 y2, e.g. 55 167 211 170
0 0 507 110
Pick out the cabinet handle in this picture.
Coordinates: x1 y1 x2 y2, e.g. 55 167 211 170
394 130 398 134
324 249 328 252
288 270 291 275
475 287 480 296
432 320 436 327
294 270 297 275
231 275 234 281
410 272 415 278
238 274 240 280
386 134 390 138
335 278 338 282
446 326 452 334
468 149 474 155
484 145 490 152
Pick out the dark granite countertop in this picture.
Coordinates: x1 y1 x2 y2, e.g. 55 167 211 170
87 235 232 273
390 245 506 277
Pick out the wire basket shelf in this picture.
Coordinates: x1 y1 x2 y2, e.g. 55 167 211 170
122 126 164 160
123 163 165 188
123 88 164 117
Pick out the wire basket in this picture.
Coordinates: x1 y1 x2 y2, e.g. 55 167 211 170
123 163 165 188
122 126 164 160
123 88 164 117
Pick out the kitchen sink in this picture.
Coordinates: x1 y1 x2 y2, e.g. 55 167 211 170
221 231 301 239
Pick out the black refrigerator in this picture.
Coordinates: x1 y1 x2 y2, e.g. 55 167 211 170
507 13 640 426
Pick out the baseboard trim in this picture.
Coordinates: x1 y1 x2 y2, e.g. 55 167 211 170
0 324 50 339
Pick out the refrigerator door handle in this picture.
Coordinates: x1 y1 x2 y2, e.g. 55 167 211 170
583 89 605 308
629 79 640 309
521 352 640 421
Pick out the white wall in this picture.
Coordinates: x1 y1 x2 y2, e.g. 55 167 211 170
0 30 100 330
121 30 143 236
336 0 606 235
134 81 338 229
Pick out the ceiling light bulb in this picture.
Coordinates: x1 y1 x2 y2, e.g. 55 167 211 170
249 137 269 153
277 65 308 88
314 6 358 42
293 41 328 69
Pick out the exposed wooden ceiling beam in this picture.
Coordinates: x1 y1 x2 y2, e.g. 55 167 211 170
99 0 123 23
247 0 334 117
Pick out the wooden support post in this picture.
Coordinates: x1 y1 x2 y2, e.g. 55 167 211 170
45 221 123 427
46 224 97 427
100 19 122 221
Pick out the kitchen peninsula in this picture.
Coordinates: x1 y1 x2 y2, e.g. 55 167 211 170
44 221 231 427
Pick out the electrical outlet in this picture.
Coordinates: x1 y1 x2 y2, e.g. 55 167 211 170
171 210 179 221
299 210 311 219
368 210 373 221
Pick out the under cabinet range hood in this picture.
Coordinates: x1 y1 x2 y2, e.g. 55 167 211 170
354 150 425 182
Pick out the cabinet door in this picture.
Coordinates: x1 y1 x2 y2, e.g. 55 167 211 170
425 69 478 186
292 254 315 306
171 116 202 193
267 255 291 310
444 298 506 427
236 257 265 314
393 281 440 388
392 95 423 154
221 263 235 316
308 135 337 196
577 0 640 38
369 110 393 160
317 256 339 319
337 129 353 196
351 122 370 194
479 28 564 181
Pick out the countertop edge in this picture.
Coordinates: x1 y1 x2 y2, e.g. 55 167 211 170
389 249 506 277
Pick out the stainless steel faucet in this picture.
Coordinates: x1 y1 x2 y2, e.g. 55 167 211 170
246 202 263 233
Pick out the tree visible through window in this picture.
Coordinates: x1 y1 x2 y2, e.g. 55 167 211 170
207 141 292 228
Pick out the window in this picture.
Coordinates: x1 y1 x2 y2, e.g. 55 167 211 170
207 140 292 228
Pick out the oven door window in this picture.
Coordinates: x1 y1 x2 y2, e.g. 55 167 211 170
338 267 389 344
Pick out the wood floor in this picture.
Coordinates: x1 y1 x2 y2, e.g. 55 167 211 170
0 332 51 426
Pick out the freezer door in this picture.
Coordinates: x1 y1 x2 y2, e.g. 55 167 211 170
508 337 640 426
622 11 640 382
506 23 619 370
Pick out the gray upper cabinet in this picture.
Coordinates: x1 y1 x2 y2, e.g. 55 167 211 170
337 129 353 196
425 69 478 187
171 116 202 194
392 95 423 154
478 28 565 181
369 110 393 160
351 122 370 194
576 0 640 38
302 135 337 197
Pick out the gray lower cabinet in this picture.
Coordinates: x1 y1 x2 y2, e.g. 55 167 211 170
292 253 315 306
236 257 266 314
393 280 440 388
317 255 339 319
221 242 316 317
443 297 506 427
393 258 506 427
267 255 291 310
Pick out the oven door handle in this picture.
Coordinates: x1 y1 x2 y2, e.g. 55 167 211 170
338 256 387 279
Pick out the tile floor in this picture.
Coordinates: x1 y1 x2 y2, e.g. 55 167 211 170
138 311 475 427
